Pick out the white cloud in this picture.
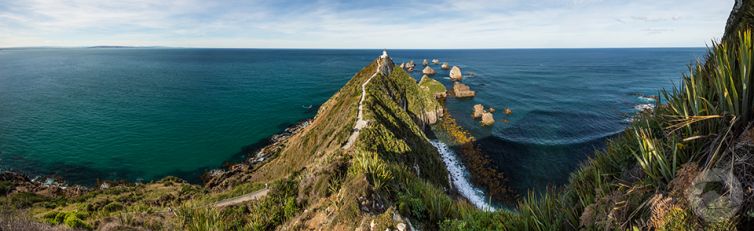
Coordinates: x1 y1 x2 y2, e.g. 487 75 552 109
0 0 735 48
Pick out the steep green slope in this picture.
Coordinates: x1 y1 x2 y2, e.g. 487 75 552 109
0 54 479 230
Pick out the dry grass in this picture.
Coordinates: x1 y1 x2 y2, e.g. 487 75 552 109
0 211 70 231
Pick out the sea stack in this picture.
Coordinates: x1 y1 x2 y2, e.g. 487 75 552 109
431 58 440 65
481 112 495 126
450 66 462 81
453 82 475 98
422 66 436 75
441 62 450 70
422 59 429 66
472 104 484 119
406 60 416 72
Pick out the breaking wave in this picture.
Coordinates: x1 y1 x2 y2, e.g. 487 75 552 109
430 140 495 211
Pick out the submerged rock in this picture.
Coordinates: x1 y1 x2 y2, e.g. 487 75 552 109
481 112 495 126
472 104 484 119
422 66 436 75
450 66 462 81
452 82 475 98
504 107 512 115
441 62 450 70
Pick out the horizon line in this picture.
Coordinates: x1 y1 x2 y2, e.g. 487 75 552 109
0 46 710 50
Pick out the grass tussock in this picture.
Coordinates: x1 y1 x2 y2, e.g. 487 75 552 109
441 28 754 230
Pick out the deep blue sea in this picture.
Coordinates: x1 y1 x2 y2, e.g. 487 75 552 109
0 48 704 194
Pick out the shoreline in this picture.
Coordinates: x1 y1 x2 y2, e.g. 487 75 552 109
431 104 516 205
0 117 314 193
203 118 311 190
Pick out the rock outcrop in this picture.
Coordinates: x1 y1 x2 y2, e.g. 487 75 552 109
431 59 440 65
422 107 444 125
472 104 484 119
422 66 437 75
450 66 462 81
452 82 475 98
417 75 447 125
405 60 416 72
422 59 429 66
481 112 495 126
441 62 449 70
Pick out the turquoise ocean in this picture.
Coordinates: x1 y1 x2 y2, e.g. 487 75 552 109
0 48 704 194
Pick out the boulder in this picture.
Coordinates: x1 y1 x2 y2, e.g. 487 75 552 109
441 62 450 70
450 66 462 81
472 104 484 119
399 63 405 69
422 66 436 75
453 82 475 98
481 112 495 126
504 107 512 115
422 59 429 66
489 107 496 113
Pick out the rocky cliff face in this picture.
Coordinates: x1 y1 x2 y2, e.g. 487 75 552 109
723 0 754 44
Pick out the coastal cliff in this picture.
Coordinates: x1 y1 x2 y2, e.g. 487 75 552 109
2 2 752 230
0 52 499 230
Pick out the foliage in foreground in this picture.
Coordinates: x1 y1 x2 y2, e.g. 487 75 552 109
442 28 754 230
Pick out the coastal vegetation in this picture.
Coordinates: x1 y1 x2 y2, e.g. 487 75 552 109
443 14 754 231
1 2 752 230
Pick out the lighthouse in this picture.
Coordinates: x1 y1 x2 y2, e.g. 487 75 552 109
380 49 388 58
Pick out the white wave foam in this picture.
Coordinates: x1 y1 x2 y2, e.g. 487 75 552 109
429 140 495 211
634 104 655 111
637 96 657 103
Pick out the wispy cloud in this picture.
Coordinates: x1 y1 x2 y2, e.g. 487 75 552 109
0 0 734 48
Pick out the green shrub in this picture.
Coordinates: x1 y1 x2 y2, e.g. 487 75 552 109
43 210 91 229
247 180 299 230
0 181 12 195
6 192 46 208
350 150 393 190
102 201 124 213
64 214 91 230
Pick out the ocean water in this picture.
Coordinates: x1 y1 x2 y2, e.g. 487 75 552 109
390 48 705 194
0 48 704 192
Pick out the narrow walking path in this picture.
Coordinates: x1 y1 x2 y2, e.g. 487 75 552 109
343 52 388 149
213 188 270 208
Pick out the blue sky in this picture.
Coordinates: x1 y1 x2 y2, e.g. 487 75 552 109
0 0 734 48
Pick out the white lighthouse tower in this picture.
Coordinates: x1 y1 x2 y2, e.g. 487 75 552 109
380 49 388 59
